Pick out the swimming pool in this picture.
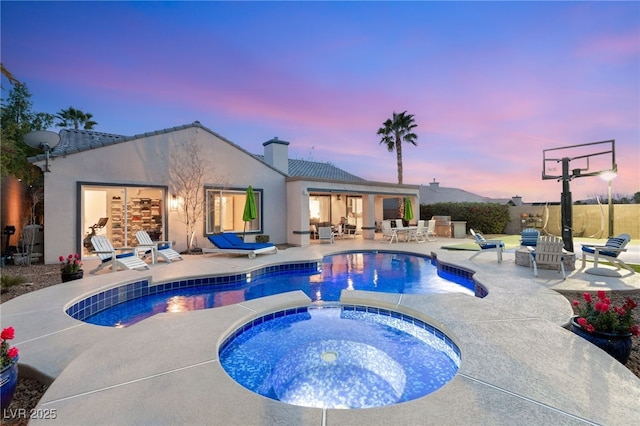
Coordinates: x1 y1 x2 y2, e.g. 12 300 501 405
219 304 461 408
67 251 478 327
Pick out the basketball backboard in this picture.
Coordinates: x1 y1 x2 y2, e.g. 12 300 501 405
542 140 616 180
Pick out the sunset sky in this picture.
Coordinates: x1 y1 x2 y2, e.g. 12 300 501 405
2 1 638 202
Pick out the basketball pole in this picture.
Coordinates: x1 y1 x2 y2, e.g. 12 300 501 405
560 157 574 252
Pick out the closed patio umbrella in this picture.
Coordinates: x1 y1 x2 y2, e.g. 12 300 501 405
403 197 414 224
242 186 257 241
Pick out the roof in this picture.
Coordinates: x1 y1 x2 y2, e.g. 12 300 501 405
254 155 366 182
28 122 366 183
419 181 515 205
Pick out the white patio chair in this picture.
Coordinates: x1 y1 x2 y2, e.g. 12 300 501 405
318 226 333 244
90 235 150 274
469 229 504 263
528 235 566 279
135 230 183 264
425 219 437 241
581 234 633 273
332 224 344 240
381 220 398 244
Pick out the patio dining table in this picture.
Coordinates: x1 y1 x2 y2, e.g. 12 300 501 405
394 225 418 242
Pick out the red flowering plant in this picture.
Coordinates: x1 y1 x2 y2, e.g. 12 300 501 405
1 326 19 369
572 290 639 336
59 253 83 273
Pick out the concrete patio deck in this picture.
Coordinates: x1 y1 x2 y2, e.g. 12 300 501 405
2 236 639 425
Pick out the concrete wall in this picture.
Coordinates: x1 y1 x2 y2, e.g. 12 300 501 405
507 205 639 239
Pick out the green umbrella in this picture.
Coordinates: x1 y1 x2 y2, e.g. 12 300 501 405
403 197 414 223
242 186 257 241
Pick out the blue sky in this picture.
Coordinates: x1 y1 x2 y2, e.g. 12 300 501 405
2 1 638 202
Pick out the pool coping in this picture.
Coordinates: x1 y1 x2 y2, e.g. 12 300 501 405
3 239 640 425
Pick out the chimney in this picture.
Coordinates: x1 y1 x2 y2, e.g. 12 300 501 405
429 178 440 189
263 137 289 173
512 195 523 206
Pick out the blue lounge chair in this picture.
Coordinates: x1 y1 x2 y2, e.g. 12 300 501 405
202 233 278 259
581 234 633 273
469 229 505 263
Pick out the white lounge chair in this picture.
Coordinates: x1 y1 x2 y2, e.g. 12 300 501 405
90 235 150 274
318 226 333 244
135 230 183 264
528 235 566 279
381 220 398 244
469 229 504 263
581 234 633 273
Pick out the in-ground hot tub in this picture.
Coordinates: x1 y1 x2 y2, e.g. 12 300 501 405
219 304 461 409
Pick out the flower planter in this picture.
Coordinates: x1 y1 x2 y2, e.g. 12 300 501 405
61 270 84 282
1 356 19 411
569 316 633 364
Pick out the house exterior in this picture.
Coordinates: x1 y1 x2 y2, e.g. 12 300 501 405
29 121 420 264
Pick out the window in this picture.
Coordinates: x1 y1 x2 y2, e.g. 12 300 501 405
205 187 262 234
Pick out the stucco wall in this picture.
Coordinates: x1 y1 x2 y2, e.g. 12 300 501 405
41 127 286 263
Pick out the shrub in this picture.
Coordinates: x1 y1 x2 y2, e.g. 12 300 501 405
1 274 27 289
255 235 270 243
420 202 510 234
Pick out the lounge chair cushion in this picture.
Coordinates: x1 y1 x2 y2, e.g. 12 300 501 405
581 246 618 258
101 251 134 264
220 233 274 249
208 235 237 249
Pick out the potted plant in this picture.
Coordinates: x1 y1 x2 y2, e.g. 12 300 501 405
570 290 639 364
60 253 83 282
1 326 20 411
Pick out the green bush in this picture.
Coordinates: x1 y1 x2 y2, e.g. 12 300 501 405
420 202 510 234
255 235 270 243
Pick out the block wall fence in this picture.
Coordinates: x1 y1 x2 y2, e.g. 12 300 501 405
506 205 639 239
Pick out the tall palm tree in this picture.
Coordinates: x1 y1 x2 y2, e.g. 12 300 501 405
55 106 98 130
377 111 419 218
377 111 418 185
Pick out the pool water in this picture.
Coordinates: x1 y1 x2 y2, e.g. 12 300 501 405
219 305 461 408
83 252 475 327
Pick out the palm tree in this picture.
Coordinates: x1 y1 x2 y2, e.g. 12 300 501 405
377 111 418 185
1 63 20 87
55 106 98 130
377 111 419 217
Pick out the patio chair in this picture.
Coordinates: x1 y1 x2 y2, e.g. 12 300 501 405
414 220 427 243
381 220 398 244
135 230 183 264
332 224 344 240
520 228 540 247
309 224 318 240
90 235 150 274
581 234 633 273
469 229 504 263
528 235 566 279
425 219 437 241
318 226 334 244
